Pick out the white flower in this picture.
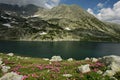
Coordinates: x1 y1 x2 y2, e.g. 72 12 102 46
67 58 73 62
43 58 49 61
50 56 62 62
97 70 103 74
0 58 2 61
78 64 91 73
7 53 14 57
63 74 72 77
0 72 23 80
24 57 29 59
1 66 11 73
17 56 24 59
0 61 3 65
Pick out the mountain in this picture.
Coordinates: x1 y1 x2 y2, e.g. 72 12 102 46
0 3 120 41
0 3 42 16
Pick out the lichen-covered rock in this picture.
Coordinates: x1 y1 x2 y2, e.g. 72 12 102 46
50 56 62 62
78 64 90 73
0 72 23 80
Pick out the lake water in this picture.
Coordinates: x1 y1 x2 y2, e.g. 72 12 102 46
0 41 120 60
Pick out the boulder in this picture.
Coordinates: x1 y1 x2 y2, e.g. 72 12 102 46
0 72 23 80
67 58 73 62
50 56 62 62
78 64 91 73
101 55 120 76
85 57 90 60
92 58 98 62
7 53 14 57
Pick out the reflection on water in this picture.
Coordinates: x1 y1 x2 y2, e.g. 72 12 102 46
0 41 120 59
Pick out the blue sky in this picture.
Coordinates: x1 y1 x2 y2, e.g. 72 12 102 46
60 0 119 12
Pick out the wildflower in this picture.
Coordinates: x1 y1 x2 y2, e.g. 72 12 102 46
43 58 49 61
63 74 72 77
97 70 103 74
37 65 44 70
31 73 39 78
22 75 29 80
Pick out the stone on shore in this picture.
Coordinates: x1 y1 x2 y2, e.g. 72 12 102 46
67 58 73 62
50 56 62 62
7 53 14 57
78 64 91 73
92 58 98 62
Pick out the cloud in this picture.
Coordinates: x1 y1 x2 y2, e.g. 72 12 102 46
97 3 104 8
87 1 120 24
45 0 60 9
87 8 95 16
0 0 60 9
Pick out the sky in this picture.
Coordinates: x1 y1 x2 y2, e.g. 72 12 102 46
0 0 120 23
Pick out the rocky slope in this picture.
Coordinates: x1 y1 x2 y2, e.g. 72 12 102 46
0 3 120 41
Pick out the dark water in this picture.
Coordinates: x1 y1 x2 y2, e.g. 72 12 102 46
0 41 120 59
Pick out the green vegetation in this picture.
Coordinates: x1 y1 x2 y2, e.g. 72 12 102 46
0 53 118 80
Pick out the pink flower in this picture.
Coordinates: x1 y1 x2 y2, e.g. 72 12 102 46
36 65 44 70
31 73 39 78
22 75 29 80
93 68 99 72
45 65 53 69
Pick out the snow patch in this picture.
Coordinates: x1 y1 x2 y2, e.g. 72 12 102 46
2 23 13 28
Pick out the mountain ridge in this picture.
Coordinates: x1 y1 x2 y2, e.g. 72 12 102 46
0 3 120 42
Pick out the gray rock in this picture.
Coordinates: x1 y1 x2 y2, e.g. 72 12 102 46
78 64 91 73
0 72 23 80
101 55 120 77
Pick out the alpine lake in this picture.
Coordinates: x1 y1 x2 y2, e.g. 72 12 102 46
0 41 120 60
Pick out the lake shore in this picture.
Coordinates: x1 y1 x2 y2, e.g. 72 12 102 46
0 53 120 80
